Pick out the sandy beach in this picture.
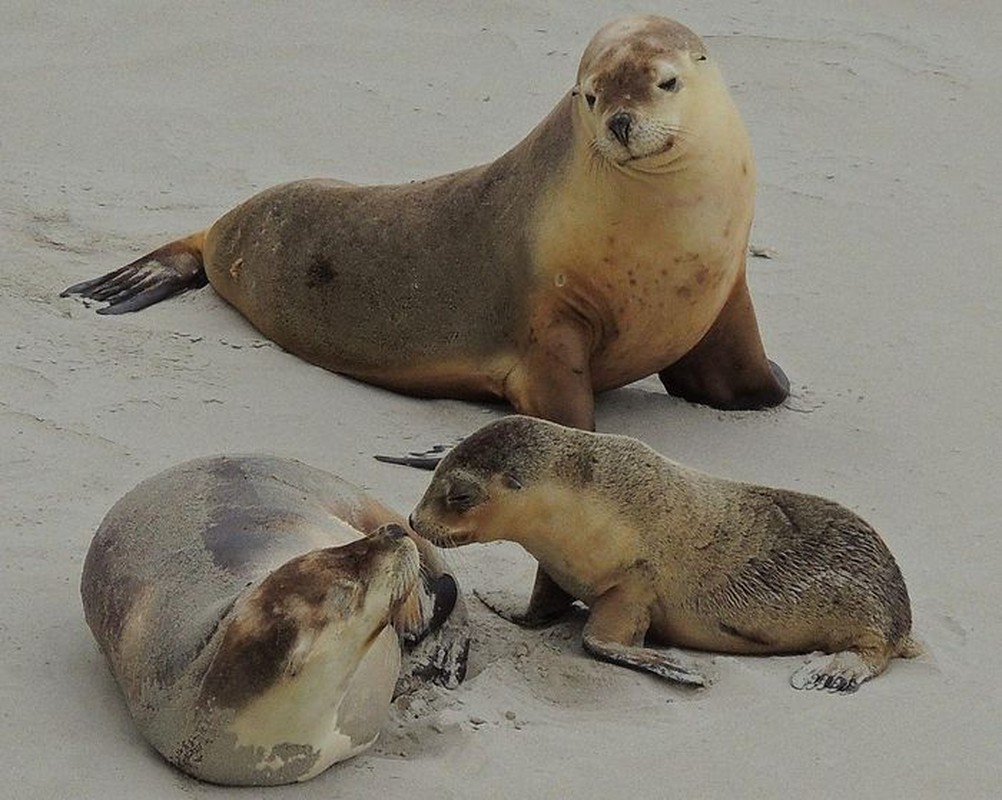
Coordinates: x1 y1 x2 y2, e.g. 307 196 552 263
2 1 1000 797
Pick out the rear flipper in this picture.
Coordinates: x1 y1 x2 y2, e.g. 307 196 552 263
789 648 888 694
374 444 453 471
61 232 207 314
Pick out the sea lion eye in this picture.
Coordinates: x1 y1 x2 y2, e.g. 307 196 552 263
446 492 475 512
444 477 482 513
585 93 596 110
658 77 679 92
695 54 707 62
504 474 523 491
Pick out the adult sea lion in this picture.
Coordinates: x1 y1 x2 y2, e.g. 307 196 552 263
81 454 468 785
409 417 919 693
62 15 788 429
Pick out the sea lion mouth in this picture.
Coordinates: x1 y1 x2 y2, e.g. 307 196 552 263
594 131 678 167
626 136 676 162
368 526 420 606
625 133 681 162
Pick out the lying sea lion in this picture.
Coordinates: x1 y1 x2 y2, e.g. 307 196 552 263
409 417 919 693
62 15 788 429
81 454 468 785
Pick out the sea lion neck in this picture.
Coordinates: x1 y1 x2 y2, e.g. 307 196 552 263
486 92 577 188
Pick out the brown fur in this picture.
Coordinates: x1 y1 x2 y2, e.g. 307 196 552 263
410 417 917 693
80 455 463 784
63 15 787 428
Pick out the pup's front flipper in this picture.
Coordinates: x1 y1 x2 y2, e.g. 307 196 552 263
582 587 707 687
476 565 575 628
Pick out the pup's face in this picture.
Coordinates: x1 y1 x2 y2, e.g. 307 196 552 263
409 416 570 549
409 469 524 548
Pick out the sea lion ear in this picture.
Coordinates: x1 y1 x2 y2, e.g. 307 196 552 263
504 474 523 491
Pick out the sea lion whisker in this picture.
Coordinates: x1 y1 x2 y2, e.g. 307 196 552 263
585 140 615 176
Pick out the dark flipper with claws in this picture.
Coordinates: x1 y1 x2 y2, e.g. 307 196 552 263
396 575 471 694
374 445 450 471
374 442 464 471
393 549 471 694
61 232 207 314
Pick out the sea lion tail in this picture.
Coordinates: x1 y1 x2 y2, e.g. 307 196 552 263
61 230 207 314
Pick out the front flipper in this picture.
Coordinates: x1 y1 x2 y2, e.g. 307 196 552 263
397 593 471 692
658 274 789 410
399 573 459 648
476 565 575 628
505 317 596 430
395 562 471 693
61 231 207 314
582 587 707 687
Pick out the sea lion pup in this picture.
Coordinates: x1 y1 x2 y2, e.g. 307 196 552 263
409 417 919 694
81 455 469 786
62 15 788 428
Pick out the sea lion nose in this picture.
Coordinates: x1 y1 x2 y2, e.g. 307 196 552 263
382 523 408 540
608 112 632 146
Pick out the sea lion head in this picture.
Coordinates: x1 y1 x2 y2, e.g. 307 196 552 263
199 523 419 713
409 416 575 547
178 523 421 784
573 16 713 168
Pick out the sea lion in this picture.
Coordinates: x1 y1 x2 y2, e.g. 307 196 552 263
409 417 919 694
61 15 788 429
81 454 469 785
